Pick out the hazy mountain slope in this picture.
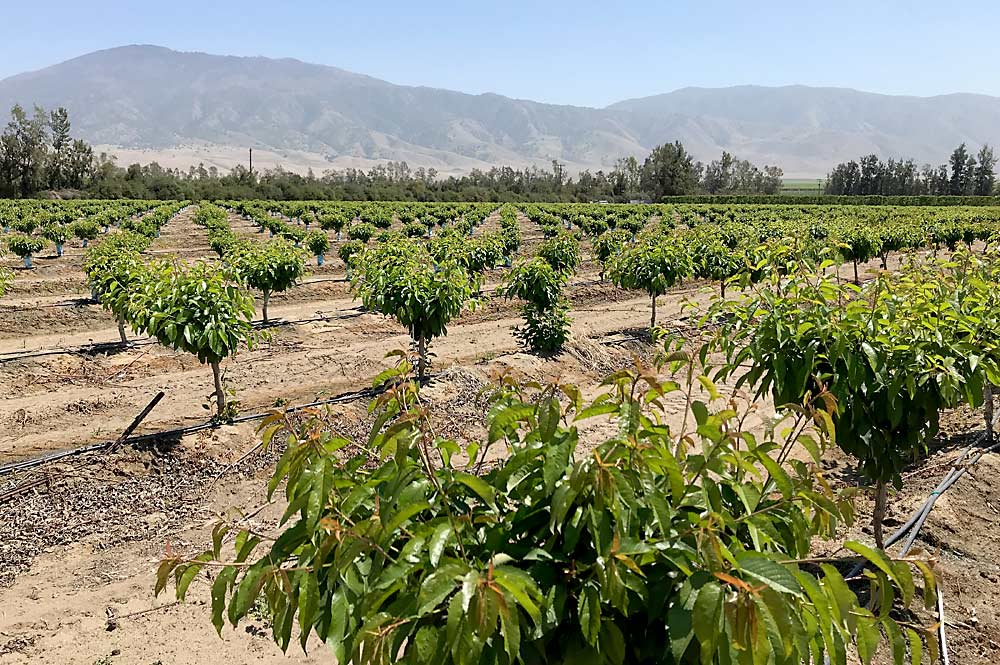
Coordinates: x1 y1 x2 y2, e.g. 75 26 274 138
0 45 648 174
2 46 999 177
610 86 1000 173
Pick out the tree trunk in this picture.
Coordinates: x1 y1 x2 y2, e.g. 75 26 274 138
986 384 995 443
211 360 226 415
262 290 270 324
720 281 726 298
117 319 128 345
650 294 657 330
853 259 859 285
873 480 888 549
416 336 427 381
880 252 888 269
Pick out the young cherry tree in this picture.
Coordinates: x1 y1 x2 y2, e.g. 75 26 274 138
129 260 257 416
711 247 1000 547
231 239 307 324
338 240 365 278
592 229 631 280
608 235 692 329
347 222 377 244
503 256 571 353
41 224 70 257
72 219 100 248
318 209 349 240
688 229 743 297
351 240 477 380
837 224 884 284
305 229 331 266
84 232 152 344
537 233 581 275
158 352 938 665
6 234 46 269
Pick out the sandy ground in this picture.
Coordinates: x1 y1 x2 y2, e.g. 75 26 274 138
1 208 998 664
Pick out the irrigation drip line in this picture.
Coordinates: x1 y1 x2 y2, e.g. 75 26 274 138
0 308 367 364
843 407 1000 580
834 408 1000 665
1 277 616 363
0 338 160 363
0 374 419 477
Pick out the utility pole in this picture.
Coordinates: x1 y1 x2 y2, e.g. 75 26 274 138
249 148 253 175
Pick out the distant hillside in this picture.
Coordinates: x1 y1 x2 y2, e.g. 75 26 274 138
1 46 999 177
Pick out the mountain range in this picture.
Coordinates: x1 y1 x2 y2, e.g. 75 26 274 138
1 45 999 178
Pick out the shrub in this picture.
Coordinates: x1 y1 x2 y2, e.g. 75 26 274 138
72 219 101 247
338 240 365 277
503 257 570 353
157 353 937 665
347 222 377 243
130 260 257 415
710 246 1000 546
6 234 46 267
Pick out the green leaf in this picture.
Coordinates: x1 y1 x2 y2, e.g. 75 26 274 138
419 565 462 615
382 500 432 535
429 522 453 568
175 552 213 600
755 451 793 499
211 566 236 636
844 541 902 590
542 436 574 493
736 553 802 597
579 585 601 647
692 582 723 652
493 567 543 626
297 572 320 650
455 473 496 508
907 628 923 665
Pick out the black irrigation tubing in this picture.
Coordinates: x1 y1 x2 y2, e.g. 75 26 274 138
844 407 1000 581
835 409 1000 665
0 374 422 478
0 337 161 363
0 307 370 364
0 296 99 312
0 276 621 363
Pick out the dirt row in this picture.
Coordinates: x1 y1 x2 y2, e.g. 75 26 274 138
0 209 692 465
1 207 997 664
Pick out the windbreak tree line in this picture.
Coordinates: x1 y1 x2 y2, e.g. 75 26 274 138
0 104 790 202
826 143 997 196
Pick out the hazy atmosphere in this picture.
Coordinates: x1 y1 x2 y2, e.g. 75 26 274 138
3 4 1000 665
5 0 1000 106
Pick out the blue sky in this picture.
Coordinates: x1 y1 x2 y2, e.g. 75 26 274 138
3 0 999 107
